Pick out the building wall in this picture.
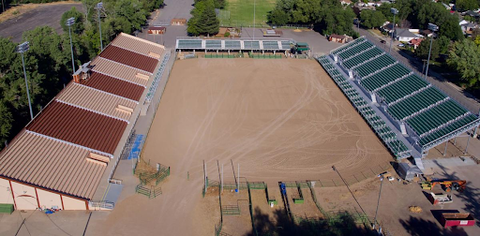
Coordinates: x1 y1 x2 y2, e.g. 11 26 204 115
11 182 38 210
37 189 62 210
0 178 14 205
63 196 87 210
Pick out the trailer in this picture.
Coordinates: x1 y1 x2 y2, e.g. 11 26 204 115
428 192 453 205
441 213 475 228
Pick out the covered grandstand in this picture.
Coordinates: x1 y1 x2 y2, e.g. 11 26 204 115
0 33 167 210
175 38 295 52
317 37 480 164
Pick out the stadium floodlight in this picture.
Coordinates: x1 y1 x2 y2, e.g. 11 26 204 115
389 8 398 55
253 0 256 40
424 23 439 80
96 2 104 51
66 17 76 73
16 41 34 120
373 177 384 231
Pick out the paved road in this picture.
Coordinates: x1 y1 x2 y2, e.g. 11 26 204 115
357 28 480 114
0 3 83 42
137 0 193 48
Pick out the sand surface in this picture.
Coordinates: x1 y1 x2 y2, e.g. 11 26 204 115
91 58 393 235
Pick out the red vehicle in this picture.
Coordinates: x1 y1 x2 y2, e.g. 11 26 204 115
441 213 475 228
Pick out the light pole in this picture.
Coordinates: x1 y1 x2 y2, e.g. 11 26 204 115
96 2 104 51
16 42 34 121
253 0 256 40
66 17 76 73
373 177 384 231
389 8 398 54
424 23 439 79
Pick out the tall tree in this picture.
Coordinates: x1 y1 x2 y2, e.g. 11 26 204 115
60 6 85 34
447 39 480 86
188 0 219 36
360 9 386 29
415 37 439 60
456 0 478 12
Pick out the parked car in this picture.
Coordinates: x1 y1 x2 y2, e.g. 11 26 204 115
380 40 386 44
398 43 405 47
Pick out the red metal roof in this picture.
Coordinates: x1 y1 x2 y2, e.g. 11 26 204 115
99 45 158 73
81 71 144 101
26 101 127 154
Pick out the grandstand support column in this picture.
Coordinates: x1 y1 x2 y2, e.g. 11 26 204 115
193 49 195 55
228 50 230 55
370 93 377 104
217 50 219 54
205 49 207 53
454 137 457 145
348 70 353 79
273 51 276 55
400 123 407 135
262 50 264 55
465 133 471 155
334 55 338 62
473 125 478 138
443 140 448 156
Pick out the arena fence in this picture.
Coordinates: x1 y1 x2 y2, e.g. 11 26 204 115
135 184 162 199
146 52 171 102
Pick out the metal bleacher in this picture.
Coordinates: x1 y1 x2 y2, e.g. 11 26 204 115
263 41 279 50
244 41 260 50
388 87 446 121
376 74 429 104
361 64 412 92
177 39 203 49
337 40 374 60
343 47 383 69
327 37 480 155
225 40 241 49
205 40 222 49
317 55 410 158
354 54 396 77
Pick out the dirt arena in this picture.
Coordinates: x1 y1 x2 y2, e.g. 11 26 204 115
89 58 393 235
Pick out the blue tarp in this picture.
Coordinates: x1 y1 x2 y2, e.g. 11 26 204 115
128 134 145 159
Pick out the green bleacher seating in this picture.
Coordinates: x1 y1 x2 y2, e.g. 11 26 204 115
361 64 412 92
419 114 477 145
332 38 366 55
343 48 383 69
205 40 222 49
376 74 429 104
177 39 202 49
355 55 396 77
338 41 374 60
387 87 446 120
263 41 279 50
225 40 241 49
406 100 469 135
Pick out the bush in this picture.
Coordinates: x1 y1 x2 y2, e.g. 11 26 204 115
224 31 230 37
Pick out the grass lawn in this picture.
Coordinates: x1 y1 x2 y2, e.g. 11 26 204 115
218 0 276 27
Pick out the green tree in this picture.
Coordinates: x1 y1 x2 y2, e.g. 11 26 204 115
360 9 386 29
456 0 478 12
60 6 85 34
447 39 480 86
0 102 13 146
436 35 450 54
415 37 439 60
188 0 219 36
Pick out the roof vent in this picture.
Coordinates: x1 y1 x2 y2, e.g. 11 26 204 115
86 152 110 166
116 104 134 114
148 51 161 59
135 73 149 81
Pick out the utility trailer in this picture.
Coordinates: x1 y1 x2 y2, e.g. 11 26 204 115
441 213 475 228
428 192 453 205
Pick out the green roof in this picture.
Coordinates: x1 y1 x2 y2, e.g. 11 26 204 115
296 42 309 47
